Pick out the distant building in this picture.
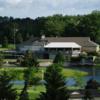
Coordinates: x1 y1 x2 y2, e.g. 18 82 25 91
17 36 99 58
45 37 99 53
16 37 46 53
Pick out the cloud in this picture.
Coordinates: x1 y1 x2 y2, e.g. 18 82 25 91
0 0 100 18
6 0 22 6
6 0 33 8
29 0 100 17
0 7 3 11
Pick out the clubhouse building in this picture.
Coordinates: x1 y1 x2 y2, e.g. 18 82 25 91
17 36 99 58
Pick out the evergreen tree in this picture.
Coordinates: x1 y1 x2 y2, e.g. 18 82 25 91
53 52 65 65
0 71 17 100
2 36 8 48
37 64 69 100
0 52 4 67
19 78 29 100
20 50 39 100
16 33 23 44
19 89 29 100
83 79 100 100
19 67 38 100
19 68 30 100
25 33 30 41
21 50 39 67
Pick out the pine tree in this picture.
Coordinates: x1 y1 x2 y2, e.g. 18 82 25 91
21 50 39 67
53 51 65 65
19 80 29 100
16 33 23 44
37 64 69 100
0 52 4 67
19 67 38 100
2 36 8 48
0 71 17 100
19 68 30 100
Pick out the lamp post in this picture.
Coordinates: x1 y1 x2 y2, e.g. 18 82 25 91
40 69 45 85
13 27 18 50
92 56 96 80
42 69 44 81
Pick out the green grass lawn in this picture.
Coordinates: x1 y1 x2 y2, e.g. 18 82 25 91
4 59 17 63
28 85 45 100
15 85 45 100
0 66 87 80
62 68 87 77
0 44 15 50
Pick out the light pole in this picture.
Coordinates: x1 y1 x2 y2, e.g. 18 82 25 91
14 27 18 50
40 69 45 85
92 56 96 80
42 69 44 81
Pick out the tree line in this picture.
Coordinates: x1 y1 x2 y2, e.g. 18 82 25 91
0 10 100 46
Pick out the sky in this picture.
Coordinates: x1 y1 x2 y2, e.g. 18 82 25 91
0 0 100 19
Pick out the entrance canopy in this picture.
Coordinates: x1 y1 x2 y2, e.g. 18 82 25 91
44 42 81 48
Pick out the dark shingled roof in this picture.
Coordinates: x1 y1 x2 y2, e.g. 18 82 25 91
17 37 99 48
45 37 99 47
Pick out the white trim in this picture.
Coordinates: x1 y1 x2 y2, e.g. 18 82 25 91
44 42 81 48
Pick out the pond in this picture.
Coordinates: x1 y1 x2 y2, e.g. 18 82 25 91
12 66 100 87
65 76 100 87
66 66 100 86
